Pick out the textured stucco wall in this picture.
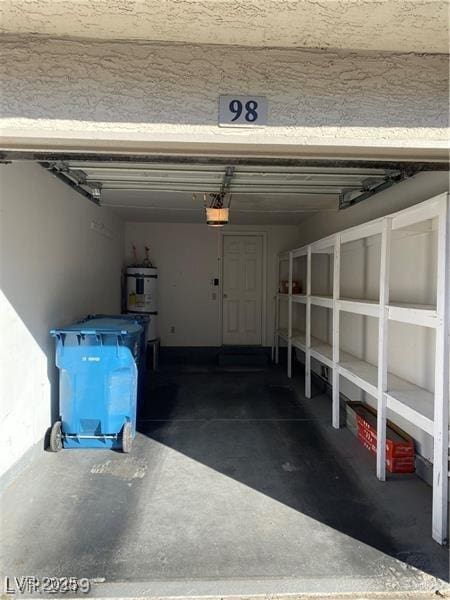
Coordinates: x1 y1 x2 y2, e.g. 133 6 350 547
0 0 448 54
0 36 448 155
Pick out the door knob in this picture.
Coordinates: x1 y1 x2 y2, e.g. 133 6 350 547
223 293 228 298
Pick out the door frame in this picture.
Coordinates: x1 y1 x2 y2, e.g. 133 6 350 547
219 231 268 347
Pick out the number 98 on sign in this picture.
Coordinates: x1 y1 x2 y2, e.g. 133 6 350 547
219 96 268 127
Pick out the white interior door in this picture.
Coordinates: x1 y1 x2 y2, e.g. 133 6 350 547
222 234 263 346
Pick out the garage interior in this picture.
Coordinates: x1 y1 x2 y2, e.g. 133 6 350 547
0 154 449 595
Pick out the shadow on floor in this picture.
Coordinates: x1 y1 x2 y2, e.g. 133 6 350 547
136 363 448 582
1 363 448 589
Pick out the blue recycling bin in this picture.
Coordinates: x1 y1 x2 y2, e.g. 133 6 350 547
85 313 149 404
49 317 143 453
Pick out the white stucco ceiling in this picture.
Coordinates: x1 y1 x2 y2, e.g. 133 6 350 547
101 190 337 224
1 0 448 54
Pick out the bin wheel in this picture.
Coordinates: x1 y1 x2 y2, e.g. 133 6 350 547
49 421 63 452
122 422 133 454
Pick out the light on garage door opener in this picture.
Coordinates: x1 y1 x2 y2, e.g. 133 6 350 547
198 164 234 227
200 191 232 227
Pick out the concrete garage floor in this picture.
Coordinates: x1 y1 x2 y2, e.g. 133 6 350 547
1 363 449 597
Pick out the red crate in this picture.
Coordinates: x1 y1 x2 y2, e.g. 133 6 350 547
387 457 416 473
347 402 415 473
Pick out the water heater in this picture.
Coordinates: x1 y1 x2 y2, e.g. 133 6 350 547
126 267 158 341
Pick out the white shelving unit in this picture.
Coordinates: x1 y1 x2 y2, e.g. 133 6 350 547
273 252 291 364
273 193 450 545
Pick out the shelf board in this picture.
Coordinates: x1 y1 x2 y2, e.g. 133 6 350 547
338 353 379 397
338 350 434 433
277 328 303 342
310 295 333 309
387 302 437 328
276 328 290 341
337 298 380 317
310 337 333 368
292 248 307 258
282 296 438 328
386 389 434 436
340 220 383 245
391 195 443 231
291 331 306 350
310 246 334 255
292 294 307 304
310 234 336 254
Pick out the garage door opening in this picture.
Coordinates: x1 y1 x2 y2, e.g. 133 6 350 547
0 153 449 597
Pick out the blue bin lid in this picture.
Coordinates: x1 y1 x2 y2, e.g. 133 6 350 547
87 313 150 325
51 317 142 336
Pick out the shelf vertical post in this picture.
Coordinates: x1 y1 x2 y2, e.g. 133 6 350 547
305 246 312 398
287 252 293 378
432 193 449 544
275 256 280 364
271 296 274 362
274 293 279 364
377 217 392 482
332 234 341 429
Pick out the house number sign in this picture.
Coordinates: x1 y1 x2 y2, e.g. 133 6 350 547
219 95 268 127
